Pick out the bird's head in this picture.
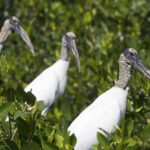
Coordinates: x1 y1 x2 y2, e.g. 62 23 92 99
4 16 20 33
121 48 150 80
3 16 35 55
62 32 80 72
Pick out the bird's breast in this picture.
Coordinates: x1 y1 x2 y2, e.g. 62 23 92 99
54 59 69 94
57 73 67 95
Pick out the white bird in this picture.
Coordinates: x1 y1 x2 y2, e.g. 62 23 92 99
25 32 80 116
0 16 34 55
68 48 150 150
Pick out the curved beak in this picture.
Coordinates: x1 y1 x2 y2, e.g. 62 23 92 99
14 25 35 56
70 40 81 72
133 56 150 80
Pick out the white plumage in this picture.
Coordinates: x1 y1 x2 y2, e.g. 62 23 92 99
25 32 80 115
68 87 128 150
68 48 150 150
25 59 69 115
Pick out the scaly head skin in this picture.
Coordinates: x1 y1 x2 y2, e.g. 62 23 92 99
61 32 81 72
0 16 35 55
115 48 150 89
123 48 150 80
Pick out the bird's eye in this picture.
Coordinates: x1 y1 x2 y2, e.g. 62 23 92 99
71 37 75 40
130 53 134 57
127 61 130 65
13 20 17 24
65 35 69 41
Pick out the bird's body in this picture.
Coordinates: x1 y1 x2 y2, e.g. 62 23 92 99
68 87 128 150
68 48 150 150
3 16 35 122
25 32 80 115
25 59 69 115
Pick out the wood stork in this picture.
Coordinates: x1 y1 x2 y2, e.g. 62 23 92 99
68 48 150 150
25 32 80 116
0 16 34 55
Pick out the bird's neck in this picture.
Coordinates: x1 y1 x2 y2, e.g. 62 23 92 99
115 55 132 89
60 45 69 61
0 25 11 44
0 43 3 51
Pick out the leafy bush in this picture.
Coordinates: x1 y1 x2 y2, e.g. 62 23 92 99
0 0 150 149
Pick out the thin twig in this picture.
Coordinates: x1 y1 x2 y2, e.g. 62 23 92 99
11 128 18 140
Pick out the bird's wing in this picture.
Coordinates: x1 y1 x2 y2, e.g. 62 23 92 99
68 89 124 150
68 87 127 135
25 68 59 104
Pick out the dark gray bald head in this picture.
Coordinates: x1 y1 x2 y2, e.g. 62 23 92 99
115 48 150 89
3 16 21 35
122 48 150 80
62 32 76 48
62 32 80 72
1 16 35 55
8 16 20 33
123 48 139 66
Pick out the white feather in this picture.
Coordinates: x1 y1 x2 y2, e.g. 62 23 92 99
0 44 3 52
25 59 69 115
68 87 128 150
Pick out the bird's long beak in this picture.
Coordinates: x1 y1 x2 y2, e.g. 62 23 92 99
70 40 81 72
133 56 150 80
14 25 35 56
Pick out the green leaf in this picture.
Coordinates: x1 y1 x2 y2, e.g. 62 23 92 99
97 132 110 150
4 88 15 102
16 118 30 137
28 142 41 150
120 117 125 139
32 135 42 147
124 138 136 147
49 127 56 142
25 91 36 106
2 121 10 135
113 125 121 138
125 118 133 137
55 133 64 148
0 102 12 119
70 133 77 147
36 101 44 112
141 124 150 140
4 139 19 150
99 128 116 141
92 145 98 150
42 142 59 150
14 110 29 120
